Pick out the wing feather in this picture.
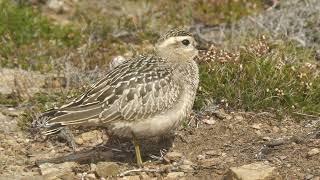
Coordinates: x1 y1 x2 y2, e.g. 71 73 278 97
40 55 181 132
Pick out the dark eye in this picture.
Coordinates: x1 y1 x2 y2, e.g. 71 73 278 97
181 39 190 46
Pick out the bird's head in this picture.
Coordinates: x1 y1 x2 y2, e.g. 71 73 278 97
155 29 198 62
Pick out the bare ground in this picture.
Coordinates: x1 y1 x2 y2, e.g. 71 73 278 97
0 105 319 179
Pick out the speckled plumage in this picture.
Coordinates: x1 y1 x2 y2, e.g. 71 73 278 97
38 29 199 140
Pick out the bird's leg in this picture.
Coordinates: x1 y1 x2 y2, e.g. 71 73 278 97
58 127 78 151
132 133 143 167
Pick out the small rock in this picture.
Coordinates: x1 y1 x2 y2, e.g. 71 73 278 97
95 162 119 178
234 115 244 121
75 130 105 146
307 148 319 157
279 156 287 160
262 136 271 141
202 118 216 125
84 173 97 180
90 163 97 171
47 0 69 13
58 172 77 180
226 115 233 120
205 150 221 156
179 164 194 172
272 126 280 133
251 123 262 130
199 158 220 168
182 159 193 165
225 162 277 180
214 109 228 119
166 172 184 179
305 174 314 180
164 152 183 162
39 162 77 175
0 68 46 99
122 175 141 180
197 154 205 160
255 130 262 135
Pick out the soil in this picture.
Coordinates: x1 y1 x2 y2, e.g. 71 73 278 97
0 105 319 179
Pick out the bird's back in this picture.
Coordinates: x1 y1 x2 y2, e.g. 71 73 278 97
36 54 185 135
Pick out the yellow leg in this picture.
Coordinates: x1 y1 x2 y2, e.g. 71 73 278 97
132 134 143 167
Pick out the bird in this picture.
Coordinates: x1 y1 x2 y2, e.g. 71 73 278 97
35 29 199 167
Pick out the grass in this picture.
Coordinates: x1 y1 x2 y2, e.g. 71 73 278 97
0 0 319 129
0 0 82 71
195 39 320 117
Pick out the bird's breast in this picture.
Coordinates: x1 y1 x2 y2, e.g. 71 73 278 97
108 86 196 139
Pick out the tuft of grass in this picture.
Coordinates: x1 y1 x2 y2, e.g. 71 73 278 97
196 39 320 117
17 89 83 130
0 0 82 70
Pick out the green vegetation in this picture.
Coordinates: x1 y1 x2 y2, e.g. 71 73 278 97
0 0 82 70
0 0 318 126
196 40 320 116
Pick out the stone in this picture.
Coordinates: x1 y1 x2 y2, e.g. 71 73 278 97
83 173 97 180
214 109 228 119
39 162 77 176
47 0 69 13
234 115 244 121
166 172 185 179
225 162 277 180
95 162 119 178
205 150 221 156
251 123 262 130
74 130 105 146
197 154 205 160
164 152 183 162
202 118 216 125
179 164 194 172
198 158 220 168
272 126 280 133
122 175 141 180
307 148 319 157
182 159 193 165
0 68 46 99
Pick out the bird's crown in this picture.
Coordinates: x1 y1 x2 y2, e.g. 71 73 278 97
158 29 193 43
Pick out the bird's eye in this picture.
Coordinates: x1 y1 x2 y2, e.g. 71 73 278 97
181 39 190 46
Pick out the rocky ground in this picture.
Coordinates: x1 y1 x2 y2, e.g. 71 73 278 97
0 90 319 179
1 0 320 179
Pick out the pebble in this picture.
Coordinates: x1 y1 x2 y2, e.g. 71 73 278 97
226 162 277 180
307 148 319 157
164 152 183 162
251 123 262 130
205 150 221 156
39 162 77 176
202 118 216 125
122 175 141 180
95 162 119 178
234 115 244 121
166 172 185 179
179 164 194 172
196 154 205 160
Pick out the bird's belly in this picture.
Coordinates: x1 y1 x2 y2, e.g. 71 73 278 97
108 92 195 139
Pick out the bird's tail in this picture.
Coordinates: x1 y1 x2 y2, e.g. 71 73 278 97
32 109 66 136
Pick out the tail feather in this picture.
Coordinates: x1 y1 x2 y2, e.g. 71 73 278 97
34 103 103 136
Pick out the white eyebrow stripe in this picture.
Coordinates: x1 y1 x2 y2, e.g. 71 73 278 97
158 36 192 48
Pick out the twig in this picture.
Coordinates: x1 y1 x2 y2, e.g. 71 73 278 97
293 112 320 119
118 168 161 177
